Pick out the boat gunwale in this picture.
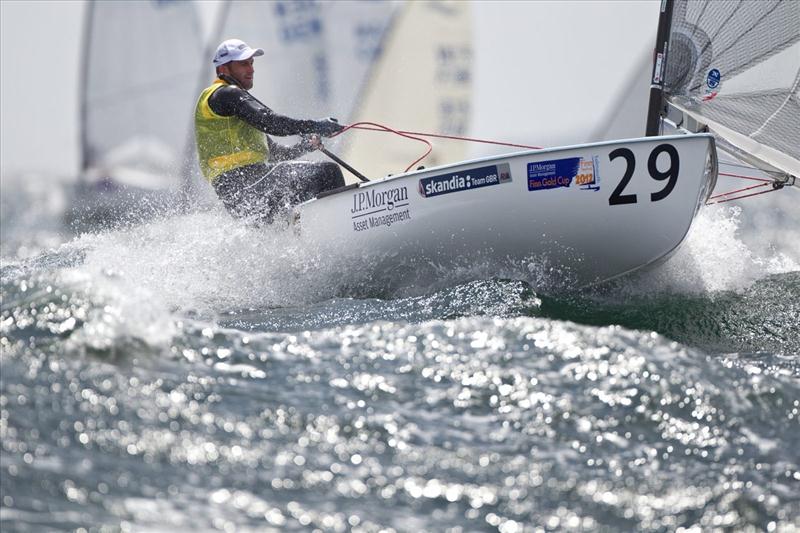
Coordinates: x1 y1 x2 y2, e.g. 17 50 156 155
309 133 716 202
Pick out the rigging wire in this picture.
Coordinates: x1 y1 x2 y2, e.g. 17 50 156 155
707 171 788 204
718 171 771 183
707 182 774 204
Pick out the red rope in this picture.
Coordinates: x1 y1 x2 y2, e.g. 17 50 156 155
709 182 769 199
332 121 542 172
708 169 783 203
707 185 780 204
718 171 772 183
706 182 779 204
348 124 542 151
333 122 433 171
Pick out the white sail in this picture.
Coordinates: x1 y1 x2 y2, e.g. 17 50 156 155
81 0 205 190
216 1 329 118
663 0 800 177
340 0 473 181
322 1 402 123
216 1 397 120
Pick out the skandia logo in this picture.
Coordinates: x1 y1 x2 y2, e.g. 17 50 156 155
351 186 409 216
418 164 510 198
419 175 472 197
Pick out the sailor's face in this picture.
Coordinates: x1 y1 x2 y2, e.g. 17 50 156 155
225 58 255 90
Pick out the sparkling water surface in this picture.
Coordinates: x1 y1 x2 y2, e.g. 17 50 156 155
1 177 799 532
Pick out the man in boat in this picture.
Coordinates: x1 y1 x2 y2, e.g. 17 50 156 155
195 38 346 223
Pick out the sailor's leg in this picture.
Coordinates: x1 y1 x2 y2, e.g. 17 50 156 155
212 169 248 217
214 162 345 224
277 161 346 203
213 163 277 222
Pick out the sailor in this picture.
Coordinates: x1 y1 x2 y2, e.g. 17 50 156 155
195 38 346 223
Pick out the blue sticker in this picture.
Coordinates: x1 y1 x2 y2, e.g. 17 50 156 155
706 68 721 89
418 164 511 198
527 158 580 191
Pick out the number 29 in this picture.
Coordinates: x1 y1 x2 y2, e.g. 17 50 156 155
608 144 679 205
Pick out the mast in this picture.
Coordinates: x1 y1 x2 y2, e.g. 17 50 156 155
78 1 95 177
645 0 674 137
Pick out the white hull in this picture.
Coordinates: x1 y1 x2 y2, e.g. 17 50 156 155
293 134 717 290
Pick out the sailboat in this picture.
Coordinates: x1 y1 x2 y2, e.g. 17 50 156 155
67 0 205 230
283 0 797 290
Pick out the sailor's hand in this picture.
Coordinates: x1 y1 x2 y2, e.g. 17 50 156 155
308 134 322 150
300 134 323 151
315 117 344 137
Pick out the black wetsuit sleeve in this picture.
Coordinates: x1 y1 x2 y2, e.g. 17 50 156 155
267 136 312 162
208 84 321 136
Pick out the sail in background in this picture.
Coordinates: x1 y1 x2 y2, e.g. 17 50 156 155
322 1 402 125
341 1 472 181
216 1 328 119
215 1 398 123
664 0 800 177
81 0 205 189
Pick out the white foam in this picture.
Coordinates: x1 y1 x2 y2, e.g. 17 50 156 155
51 186 798 348
65 210 323 313
625 202 799 295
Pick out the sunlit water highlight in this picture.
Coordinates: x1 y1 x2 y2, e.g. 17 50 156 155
1 177 799 531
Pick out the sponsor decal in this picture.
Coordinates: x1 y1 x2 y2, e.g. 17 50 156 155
577 157 600 191
527 157 600 192
703 68 721 101
350 185 411 232
706 68 721 89
418 163 511 198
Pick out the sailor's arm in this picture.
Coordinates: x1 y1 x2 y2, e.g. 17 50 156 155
266 135 319 162
208 85 342 137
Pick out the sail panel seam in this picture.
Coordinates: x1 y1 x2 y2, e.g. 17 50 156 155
750 72 800 139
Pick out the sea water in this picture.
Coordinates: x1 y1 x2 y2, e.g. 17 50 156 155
1 174 799 532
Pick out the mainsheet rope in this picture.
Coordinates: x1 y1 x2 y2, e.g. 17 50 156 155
331 121 784 203
331 122 541 172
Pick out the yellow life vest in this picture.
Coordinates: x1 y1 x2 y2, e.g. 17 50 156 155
194 79 269 182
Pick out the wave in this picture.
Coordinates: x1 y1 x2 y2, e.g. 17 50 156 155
2 313 798 530
540 271 800 356
2 195 798 361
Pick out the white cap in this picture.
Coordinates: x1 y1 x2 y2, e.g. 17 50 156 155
212 39 264 67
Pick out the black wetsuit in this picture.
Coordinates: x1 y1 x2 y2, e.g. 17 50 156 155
208 83 345 223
